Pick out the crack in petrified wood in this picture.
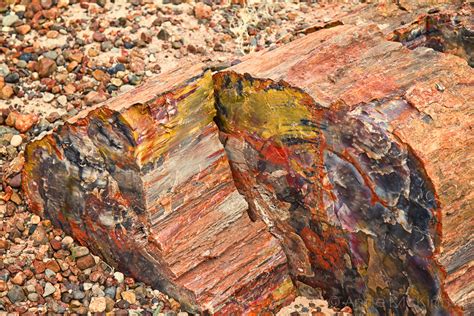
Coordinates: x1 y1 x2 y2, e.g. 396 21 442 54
388 12 473 67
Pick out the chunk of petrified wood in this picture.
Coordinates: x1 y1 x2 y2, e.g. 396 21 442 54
23 69 295 314
23 22 472 314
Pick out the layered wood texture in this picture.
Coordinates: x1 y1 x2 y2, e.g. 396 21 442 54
223 23 472 314
22 69 295 314
23 21 472 315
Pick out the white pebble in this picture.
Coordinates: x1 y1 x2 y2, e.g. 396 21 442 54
61 236 74 246
30 215 41 224
10 135 22 147
114 271 124 283
57 95 68 107
83 282 93 291
43 92 55 103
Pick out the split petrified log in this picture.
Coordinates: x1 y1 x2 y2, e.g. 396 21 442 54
23 23 472 314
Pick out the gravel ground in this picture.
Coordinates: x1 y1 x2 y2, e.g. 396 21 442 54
0 0 455 314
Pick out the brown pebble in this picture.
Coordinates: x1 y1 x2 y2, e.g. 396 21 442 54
0 280 7 291
92 69 108 82
46 30 59 38
7 111 38 133
11 272 26 285
0 240 10 250
76 254 95 270
31 225 48 246
93 32 106 42
69 51 84 63
50 238 62 251
45 111 60 123
84 90 107 105
194 2 212 20
1 85 14 99
45 259 61 273
8 173 22 188
36 58 57 78
16 24 31 35
66 61 79 72
63 83 76 94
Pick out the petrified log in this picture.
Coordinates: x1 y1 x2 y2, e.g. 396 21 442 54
23 22 472 314
22 68 295 314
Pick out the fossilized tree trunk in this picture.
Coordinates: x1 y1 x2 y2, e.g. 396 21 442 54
22 22 472 314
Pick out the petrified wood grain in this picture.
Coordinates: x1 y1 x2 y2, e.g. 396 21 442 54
23 20 472 315
387 11 473 66
226 23 472 314
22 69 295 314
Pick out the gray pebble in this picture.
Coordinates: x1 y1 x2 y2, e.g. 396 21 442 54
28 293 39 302
43 282 56 297
3 14 20 27
44 51 59 60
0 63 10 76
8 285 26 303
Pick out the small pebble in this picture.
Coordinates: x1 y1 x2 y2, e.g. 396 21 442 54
30 214 41 224
43 282 56 297
10 134 23 147
43 92 55 103
114 271 124 283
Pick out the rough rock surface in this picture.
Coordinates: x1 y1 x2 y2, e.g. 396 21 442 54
22 67 295 314
22 14 472 316
227 22 472 314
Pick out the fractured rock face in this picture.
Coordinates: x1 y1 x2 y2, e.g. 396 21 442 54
388 12 473 67
23 71 295 314
213 73 452 315
23 22 472 315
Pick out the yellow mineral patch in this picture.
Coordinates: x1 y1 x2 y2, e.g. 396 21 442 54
121 71 215 168
214 72 320 145
272 277 295 301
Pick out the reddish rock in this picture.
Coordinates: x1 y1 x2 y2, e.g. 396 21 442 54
42 8 59 20
68 51 84 63
1 85 14 99
66 61 79 72
11 272 26 285
14 113 38 133
36 58 57 78
21 14 472 316
76 255 95 270
92 69 108 82
194 3 212 20
23 68 295 314
0 240 10 250
83 90 107 105
31 225 48 246
0 280 7 291
50 239 62 251
92 32 106 42
44 260 60 273
8 173 22 188
15 25 31 35
5 111 38 133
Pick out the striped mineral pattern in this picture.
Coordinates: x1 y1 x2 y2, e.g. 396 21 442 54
22 69 296 314
23 19 472 315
